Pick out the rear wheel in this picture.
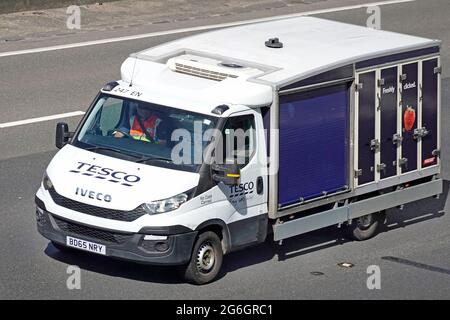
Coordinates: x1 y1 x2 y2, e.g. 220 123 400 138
180 231 223 285
342 211 386 241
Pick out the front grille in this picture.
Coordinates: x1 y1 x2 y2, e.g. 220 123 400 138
53 216 133 244
48 188 146 222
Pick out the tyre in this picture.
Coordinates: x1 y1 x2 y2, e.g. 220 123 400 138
342 211 386 241
180 231 223 285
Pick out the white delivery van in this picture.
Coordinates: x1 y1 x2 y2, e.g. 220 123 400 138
35 17 442 284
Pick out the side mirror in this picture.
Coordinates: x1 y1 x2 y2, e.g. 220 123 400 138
55 122 74 149
211 163 241 186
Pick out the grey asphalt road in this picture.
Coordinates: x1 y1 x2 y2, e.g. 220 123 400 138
1 0 450 299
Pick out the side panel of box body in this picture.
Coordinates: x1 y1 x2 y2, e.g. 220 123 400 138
277 83 351 208
269 47 440 219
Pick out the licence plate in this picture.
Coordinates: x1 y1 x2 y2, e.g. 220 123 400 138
66 236 106 255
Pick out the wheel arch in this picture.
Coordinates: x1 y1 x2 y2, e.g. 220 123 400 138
195 219 231 254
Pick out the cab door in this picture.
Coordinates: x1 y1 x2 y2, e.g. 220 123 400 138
219 109 267 210
215 108 268 248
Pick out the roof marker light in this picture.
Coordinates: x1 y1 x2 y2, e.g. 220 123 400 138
211 105 229 115
102 81 119 91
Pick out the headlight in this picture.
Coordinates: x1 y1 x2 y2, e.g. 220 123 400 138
42 173 53 190
141 193 189 215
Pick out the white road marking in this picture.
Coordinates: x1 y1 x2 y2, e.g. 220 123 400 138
0 0 414 58
0 111 85 128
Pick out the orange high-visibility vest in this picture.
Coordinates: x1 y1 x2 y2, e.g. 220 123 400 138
129 115 161 142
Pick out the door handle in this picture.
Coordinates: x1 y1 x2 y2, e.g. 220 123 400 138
257 176 263 195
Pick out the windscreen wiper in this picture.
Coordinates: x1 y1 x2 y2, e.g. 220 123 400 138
85 145 141 159
135 156 173 163
85 145 172 163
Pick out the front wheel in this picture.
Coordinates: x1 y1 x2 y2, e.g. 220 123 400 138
342 211 386 241
179 231 223 285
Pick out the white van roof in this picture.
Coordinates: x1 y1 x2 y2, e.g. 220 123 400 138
136 17 438 84
120 17 439 110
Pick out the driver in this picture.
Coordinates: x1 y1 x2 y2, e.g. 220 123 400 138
114 103 168 145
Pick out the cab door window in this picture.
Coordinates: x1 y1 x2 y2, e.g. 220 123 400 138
222 115 256 167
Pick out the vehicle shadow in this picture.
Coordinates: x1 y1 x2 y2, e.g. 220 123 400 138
44 244 184 284
221 179 449 275
45 180 449 285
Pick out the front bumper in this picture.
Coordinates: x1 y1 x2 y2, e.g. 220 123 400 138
35 201 197 266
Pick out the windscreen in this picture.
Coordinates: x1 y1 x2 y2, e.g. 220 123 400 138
73 94 219 172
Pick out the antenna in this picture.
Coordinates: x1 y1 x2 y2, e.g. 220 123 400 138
129 57 138 87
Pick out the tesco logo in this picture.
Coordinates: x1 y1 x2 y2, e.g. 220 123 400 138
229 181 254 194
70 162 140 187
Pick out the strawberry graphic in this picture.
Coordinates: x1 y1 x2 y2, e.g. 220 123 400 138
404 106 416 132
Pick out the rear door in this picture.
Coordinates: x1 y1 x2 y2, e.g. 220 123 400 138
421 58 440 167
355 71 376 186
379 66 399 179
400 62 419 173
